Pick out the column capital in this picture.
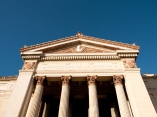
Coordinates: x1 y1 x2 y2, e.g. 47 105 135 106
87 75 97 85
35 76 46 86
61 76 71 85
113 75 124 86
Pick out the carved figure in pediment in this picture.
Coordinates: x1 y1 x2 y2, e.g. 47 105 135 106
22 62 36 70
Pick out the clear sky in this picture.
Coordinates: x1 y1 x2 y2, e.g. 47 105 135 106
0 0 157 76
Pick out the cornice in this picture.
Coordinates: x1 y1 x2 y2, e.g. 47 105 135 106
40 55 120 61
118 53 138 58
22 55 41 60
22 53 138 61
20 34 139 52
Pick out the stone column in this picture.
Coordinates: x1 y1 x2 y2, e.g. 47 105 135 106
113 75 131 117
26 76 46 117
58 76 71 117
87 75 99 117
110 102 119 117
43 103 51 117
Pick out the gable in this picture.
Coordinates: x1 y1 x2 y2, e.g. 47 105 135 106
20 32 140 54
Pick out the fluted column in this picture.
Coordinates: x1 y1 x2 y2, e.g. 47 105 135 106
87 75 99 117
58 76 71 117
113 75 131 117
26 76 46 117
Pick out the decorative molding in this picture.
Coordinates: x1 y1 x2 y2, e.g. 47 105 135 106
35 76 46 86
61 76 71 85
123 60 136 68
118 54 138 58
41 55 120 61
22 62 36 70
20 34 139 52
22 56 40 60
87 75 97 85
113 75 124 85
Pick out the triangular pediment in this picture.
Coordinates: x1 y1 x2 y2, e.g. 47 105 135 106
44 44 116 54
20 32 139 54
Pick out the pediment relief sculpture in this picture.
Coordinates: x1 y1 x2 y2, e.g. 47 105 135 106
46 45 115 54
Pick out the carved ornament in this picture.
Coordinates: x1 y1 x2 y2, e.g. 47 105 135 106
61 76 71 85
113 75 124 85
22 62 36 70
87 75 97 85
123 61 136 68
49 45 114 54
35 76 46 86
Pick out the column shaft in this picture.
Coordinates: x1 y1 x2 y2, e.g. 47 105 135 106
58 76 71 117
113 75 131 117
26 76 45 117
87 75 99 117
110 102 119 117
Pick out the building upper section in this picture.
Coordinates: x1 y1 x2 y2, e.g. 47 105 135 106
19 32 140 62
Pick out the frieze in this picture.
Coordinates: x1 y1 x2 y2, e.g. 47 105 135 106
37 62 122 71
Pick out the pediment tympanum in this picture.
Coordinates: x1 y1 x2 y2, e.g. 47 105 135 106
45 44 115 54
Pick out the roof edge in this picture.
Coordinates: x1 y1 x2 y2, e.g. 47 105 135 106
20 34 140 52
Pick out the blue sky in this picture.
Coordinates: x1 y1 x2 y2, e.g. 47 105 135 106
0 0 157 76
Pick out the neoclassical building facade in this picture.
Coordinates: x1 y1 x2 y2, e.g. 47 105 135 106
0 32 157 117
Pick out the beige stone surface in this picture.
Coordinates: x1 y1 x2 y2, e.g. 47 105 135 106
88 84 99 117
58 85 70 117
1 72 34 117
115 84 131 117
125 71 157 117
26 85 44 117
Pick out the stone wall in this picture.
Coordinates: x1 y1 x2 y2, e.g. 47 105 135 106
0 76 17 116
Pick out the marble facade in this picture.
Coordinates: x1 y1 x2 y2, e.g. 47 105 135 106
0 32 157 117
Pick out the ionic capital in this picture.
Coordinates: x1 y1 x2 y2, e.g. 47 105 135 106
61 76 71 85
35 76 46 86
87 75 97 85
113 75 124 86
